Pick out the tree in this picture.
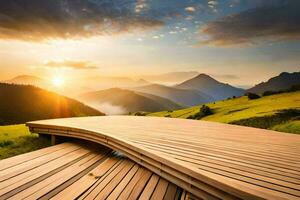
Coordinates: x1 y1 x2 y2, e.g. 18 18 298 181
188 105 212 120
247 93 260 100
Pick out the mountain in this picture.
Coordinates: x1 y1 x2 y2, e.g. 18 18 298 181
81 76 150 91
132 84 213 106
79 88 182 115
176 74 245 101
3 75 48 88
0 83 103 125
3 75 97 98
247 72 300 94
140 71 199 84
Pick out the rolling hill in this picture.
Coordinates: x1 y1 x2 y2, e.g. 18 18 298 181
3 75 48 88
0 83 103 125
132 84 213 106
247 72 300 94
79 88 182 115
176 74 245 101
147 91 300 134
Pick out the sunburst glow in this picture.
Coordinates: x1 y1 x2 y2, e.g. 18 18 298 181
52 77 65 87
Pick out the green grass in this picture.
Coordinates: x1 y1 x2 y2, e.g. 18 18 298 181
148 91 300 134
0 125 50 159
272 121 300 134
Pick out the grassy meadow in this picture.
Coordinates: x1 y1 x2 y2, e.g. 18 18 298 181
0 125 50 159
148 91 300 134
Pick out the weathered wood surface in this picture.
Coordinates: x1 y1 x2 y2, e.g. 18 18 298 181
0 142 189 200
26 116 300 200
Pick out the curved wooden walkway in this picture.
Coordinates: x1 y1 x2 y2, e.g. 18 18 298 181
0 142 193 200
26 116 300 200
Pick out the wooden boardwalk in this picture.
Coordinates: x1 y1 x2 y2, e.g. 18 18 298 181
26 116 300 200
0 142 193 200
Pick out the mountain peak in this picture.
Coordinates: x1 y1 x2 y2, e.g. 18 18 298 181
177 73 245 101
279 72 289 77
194 73 216 81
180 73 219 85
136 78 148 84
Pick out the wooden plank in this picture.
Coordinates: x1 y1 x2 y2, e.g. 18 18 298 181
135 141 300 188
126 169 152 199
138 174 160 200
78 160 130 199
0 144 82 182
39 154 110 200
130 136 300 163
163 183 178 200
131 139 300 170
0 142 188 200
94 162 135 199
106 164 139 200
133 140 300 183
0 148 91 196
0 143 72 171
26 116 300 200
8 152 105 200
150 178 169 200
117 168 148 200
50 156 119 200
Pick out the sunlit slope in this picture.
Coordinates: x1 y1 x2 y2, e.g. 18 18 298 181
0 83 104 125
0 125 50 159
149 91 300 134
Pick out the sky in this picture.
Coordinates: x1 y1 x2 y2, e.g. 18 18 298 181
0 0 299 87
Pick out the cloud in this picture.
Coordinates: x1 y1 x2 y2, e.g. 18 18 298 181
185 7 196 12
135 0 149 13
199 1 300 46
208 1 218 6
0 0 163 41
43 59 97 70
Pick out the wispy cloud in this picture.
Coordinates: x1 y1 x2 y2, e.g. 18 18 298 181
199 1 300 46
135 0 149 13
208 0 218 12
43 59 98 70
185 7 196 12
0 0 163 41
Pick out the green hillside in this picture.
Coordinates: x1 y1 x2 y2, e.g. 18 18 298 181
0 83 104 125
148 91 300 134
0 125 50 159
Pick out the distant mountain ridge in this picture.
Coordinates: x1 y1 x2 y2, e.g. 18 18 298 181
247 72 300 94
176 74 245 101
132 84 213 106
79 88 182 115
140 71 199 84
3 75 48 87
82 76 150 90
0 83 103 125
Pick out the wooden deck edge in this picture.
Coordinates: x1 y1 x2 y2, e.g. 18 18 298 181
26 122 286 200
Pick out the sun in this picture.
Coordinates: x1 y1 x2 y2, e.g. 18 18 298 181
52 77 65 87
